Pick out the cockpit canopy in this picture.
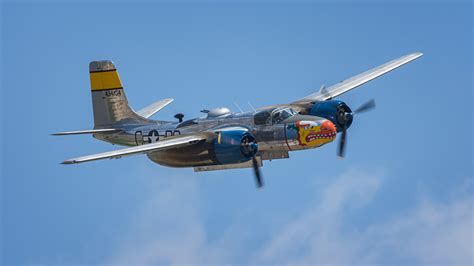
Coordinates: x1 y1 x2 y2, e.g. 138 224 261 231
254 106 297 125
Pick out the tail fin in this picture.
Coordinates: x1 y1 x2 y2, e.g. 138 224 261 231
89 61 147 128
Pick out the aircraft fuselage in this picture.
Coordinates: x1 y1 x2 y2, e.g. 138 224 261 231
93 109 337 168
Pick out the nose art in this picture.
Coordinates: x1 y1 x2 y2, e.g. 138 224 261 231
322 120 337 134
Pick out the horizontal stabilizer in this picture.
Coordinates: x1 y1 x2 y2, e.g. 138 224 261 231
136 98 174 118
51 128 121 136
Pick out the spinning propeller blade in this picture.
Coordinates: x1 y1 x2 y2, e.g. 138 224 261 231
354 99 376 114
252 156 263 188
241 135 263 188
337 99 376 158
338 124 347 158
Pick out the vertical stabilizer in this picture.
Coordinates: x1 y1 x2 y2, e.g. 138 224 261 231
89 61 147 128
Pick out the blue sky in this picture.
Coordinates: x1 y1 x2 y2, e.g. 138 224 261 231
2 1 472 265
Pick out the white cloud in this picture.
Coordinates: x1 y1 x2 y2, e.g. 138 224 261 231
362 195 473 265
105 169 473 266
104 171 240 265
105 176 208 265
255 169 382 265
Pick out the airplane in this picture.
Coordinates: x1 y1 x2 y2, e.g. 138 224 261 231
54 52 423 188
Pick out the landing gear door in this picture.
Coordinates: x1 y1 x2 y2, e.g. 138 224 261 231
135 131 144 145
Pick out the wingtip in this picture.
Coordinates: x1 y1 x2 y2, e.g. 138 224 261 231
61 160 75 165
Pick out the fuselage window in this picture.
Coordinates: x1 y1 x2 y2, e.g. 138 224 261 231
253 111 271 125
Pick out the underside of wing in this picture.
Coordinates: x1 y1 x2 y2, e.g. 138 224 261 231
61 134 207 164
292 52 423 104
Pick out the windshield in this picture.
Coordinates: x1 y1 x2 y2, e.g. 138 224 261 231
271 107 297 124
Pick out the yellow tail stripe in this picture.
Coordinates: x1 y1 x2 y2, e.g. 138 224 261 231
90 70 123 91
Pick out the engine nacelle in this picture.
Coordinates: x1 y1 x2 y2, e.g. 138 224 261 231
310 100 353 132
213 130 258 165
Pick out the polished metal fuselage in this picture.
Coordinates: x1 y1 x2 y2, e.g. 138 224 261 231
93 110 332 167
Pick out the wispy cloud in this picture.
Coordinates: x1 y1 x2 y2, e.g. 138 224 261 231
256 171 472 266
255 169 383 265
105 168 473 266
105 176 209 265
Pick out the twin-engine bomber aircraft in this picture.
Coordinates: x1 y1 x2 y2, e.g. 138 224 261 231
55 52 423 188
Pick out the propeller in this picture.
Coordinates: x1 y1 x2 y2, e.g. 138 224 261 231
252 156 263 188
241 135 263 188
354 99 376 114
338 123 348 158
337 99 376 158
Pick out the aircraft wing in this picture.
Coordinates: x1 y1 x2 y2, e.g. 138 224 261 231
52 128 121 136
61 134 206 164
136 98 174 118
292 52 423 104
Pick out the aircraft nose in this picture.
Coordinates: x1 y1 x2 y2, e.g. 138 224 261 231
322 120 337 138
